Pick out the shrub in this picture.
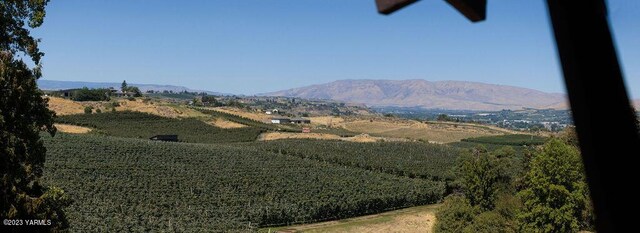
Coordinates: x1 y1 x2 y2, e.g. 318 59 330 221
84 106 93 114
434 195 478 233
463 211 515 233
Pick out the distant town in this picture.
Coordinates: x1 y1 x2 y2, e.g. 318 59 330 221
372 106 573 132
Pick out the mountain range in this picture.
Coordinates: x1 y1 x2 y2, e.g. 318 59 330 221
37 80 223 95
263 79 571 111
39 79 639 111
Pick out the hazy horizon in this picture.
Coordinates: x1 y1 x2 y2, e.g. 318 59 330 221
34 0 639 98
40 78 576 96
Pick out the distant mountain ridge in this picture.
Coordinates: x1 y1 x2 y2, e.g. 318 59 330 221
263 79 570 111
37 80 223 95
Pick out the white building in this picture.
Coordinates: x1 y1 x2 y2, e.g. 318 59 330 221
271 118 290 124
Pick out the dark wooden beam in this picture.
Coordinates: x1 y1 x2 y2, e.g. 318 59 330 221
444 0 487 22
375 0 419 15
376 0 486 23
545 0 638 232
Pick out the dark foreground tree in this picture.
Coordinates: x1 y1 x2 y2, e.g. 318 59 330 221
1 0 70 231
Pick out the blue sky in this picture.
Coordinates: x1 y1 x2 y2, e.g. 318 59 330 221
33 0 639 97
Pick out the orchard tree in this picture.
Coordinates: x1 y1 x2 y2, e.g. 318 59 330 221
1 0 70 231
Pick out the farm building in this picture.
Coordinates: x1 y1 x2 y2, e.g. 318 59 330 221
270 118 291 124
271 117 311 124
265 109 279 115
149 135 179 142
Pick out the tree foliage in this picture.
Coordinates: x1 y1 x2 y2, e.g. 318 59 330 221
458 147 508 210
436 114 451 121
1 0 48 65
83 106 93 114
441 137 593 232
119 80 141 97
71 87 111 101
125 86 142 97
1 0 70 231
463 211 514 233
437 145 520 233
434 195 477 233
516 139 589 233
201 95 222 107
121 80 127 92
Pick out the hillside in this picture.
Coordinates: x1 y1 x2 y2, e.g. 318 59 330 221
264 79 568 111
46 96 206 118
56 111 262 143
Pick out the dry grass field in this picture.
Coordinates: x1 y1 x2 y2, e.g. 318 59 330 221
339 119 506 143
209 106 272 122
46 97 86 115
206 118 247 128
46 97 207 118
260 204 440 233
308 116 345 127
53 124 92 134
257 132 411 143
258 132 343 141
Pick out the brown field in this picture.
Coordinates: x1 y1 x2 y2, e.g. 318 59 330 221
339 119 506 143
206 107 516 143
54 124 92 134
308 116 345 127
46 97 207 118
209 107 272 122
46 97 85 115
258 132 411 143
206 118 247 128
107 99 207 118
261 204 439 233
258 132 342 141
